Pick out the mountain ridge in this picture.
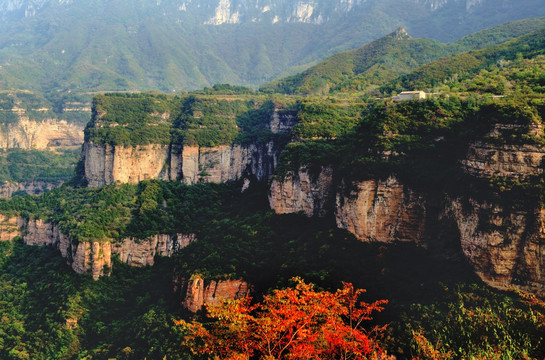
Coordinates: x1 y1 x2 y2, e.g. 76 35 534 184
0 0 544 93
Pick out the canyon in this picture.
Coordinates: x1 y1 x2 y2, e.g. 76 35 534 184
268 132 545 295
3 95 545 306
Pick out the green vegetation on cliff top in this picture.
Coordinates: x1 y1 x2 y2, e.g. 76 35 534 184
0 91 91 125
261 20 545 96
85 93 293 147
383 26 545 93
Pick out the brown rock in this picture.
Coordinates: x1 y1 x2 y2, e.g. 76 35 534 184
269 166 334 217
85 141 279 187
112 233 196 267
335 177 426 244
0 181 64 198
0 118 83 150
182 275 251 313
0 215 24 241
461 142 545 179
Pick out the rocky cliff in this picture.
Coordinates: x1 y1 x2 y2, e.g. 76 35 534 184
335 177 427 245
269 166 334 217
269 136 545 295
0 180 64 198
0 216 196 279
179 275 251 313
443 198 545 293
84 141 279 187
0 118 83 150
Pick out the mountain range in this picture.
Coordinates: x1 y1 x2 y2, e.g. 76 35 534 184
0 0 545 93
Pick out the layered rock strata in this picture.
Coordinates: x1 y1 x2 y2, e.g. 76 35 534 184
84 141 278 187
335 177 427 245
461 124 545 179
461 142 545 179
181 275 251 313
270 171 545 294
269 166 334 217
0 119 83 149
444 199 545 294
0 216 196 279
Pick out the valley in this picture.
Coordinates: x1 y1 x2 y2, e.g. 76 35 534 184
1 5 545 359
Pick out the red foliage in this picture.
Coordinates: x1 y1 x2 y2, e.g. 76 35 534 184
176 277 389 360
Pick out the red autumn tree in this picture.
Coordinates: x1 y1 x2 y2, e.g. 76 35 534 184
176 277 389 360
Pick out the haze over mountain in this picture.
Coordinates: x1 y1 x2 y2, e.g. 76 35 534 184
261 18 545 94
0 0 544 93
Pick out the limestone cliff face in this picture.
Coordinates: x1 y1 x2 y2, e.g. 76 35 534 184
0 118 83 150
0 215 24 241
444 199 545 294
181 275 251 313
23 218 111 278
268 109 297 134
335 177 427 245
461 124 545 179
84 142 172 187
85 141 279 187
269 160 545 294
112 233 196 267
0 180 64 198
461 142 545 179
269 166 334 217
180 142 277 185
0 216 196 279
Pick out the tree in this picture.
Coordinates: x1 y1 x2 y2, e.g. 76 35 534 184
176 277 390 360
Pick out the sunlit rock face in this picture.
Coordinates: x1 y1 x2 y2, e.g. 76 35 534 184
83 141 279 187
0 0 508 24
0 119 83 150
180 275 251 313
268 121 545 295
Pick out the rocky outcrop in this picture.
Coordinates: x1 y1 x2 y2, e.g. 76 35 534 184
85 141 279 187
461 123 545 179
269 166 334 217
0 180 64 198
461 142 545 179
181 275 251 313
0 215 24 241
269 170 545 294
0 118 83 150
24 218 111 278
0 216 196 279
335 177 427 245
180 142 277 185
84 143 172 187
268 109 297 134
112 233 196 267
444 199 545 294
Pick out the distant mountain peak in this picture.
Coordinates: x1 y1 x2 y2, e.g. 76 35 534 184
391 27 411 40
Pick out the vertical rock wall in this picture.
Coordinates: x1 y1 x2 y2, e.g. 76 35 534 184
181 275 251 313
84 141 279 187
444 199 545 294
335 177 427 245
269 171 545 295
0 119 84 150
84 142 172 187
0 216 197 280
269 166 334 217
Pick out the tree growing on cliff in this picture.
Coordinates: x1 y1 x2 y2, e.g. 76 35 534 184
176 277 389 360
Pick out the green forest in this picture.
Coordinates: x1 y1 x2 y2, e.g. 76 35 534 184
2 16 545 360
1 181 545 359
